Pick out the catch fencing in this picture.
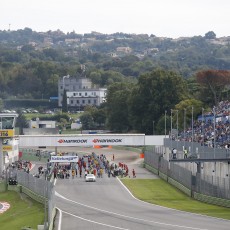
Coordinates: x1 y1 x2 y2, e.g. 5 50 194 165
144 143 230 205
16 170 55 228
164 138 230 159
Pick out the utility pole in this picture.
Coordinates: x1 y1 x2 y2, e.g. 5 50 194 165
165 110 167 137
153 121 155 135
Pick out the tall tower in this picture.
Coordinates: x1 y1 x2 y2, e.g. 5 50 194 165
0 113 18 177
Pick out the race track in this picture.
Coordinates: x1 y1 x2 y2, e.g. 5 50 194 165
53 147 230 230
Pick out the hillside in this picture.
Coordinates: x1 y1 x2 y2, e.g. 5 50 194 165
0 28 230 100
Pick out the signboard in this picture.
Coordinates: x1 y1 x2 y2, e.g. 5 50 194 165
2 146 12 151
2 138 13 152
55 136 145 146
0 130 14 138
19 134 146 147
50 155 79 163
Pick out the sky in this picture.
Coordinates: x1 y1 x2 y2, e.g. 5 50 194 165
1 0 230 38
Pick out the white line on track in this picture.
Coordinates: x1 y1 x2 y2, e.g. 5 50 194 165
61 210 129 229
55 191 208 230
56 207 62 230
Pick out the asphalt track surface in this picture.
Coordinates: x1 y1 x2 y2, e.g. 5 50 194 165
53 147 230 230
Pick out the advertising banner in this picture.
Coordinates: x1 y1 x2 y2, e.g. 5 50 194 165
2 138 13 152
0 130 14 138
2 146 12 151
19 134 145 147
50 155 79 163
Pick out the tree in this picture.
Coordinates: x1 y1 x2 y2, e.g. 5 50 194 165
155 113 171 135
106 82 134 132
21 44 35 52
174 99 203 130
204 31 216 39
93 108 106 128
196 70 230 105
84 105 106 128
16 111 29 135
80 112 94 130
129 69 186 134
46 74 59 98
59 118 68 130
0 98 3 111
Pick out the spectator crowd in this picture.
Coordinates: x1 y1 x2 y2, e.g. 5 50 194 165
52 152 135 180
179 100 230 149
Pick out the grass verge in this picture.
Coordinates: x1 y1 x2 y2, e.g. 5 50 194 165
121 179 230 220
0 190 44 229
20 152 49 162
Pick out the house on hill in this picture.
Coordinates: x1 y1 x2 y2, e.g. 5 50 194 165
58 76 107 110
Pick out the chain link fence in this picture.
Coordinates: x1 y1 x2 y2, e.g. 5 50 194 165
144 144 230 200
164 138 230 159
196 173 230 199
16 170 55 228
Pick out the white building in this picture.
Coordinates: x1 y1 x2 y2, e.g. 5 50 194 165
24 119 58 135
29 119 56 128
58 76 107 109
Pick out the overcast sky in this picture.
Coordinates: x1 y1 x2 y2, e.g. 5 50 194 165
1 0 229 38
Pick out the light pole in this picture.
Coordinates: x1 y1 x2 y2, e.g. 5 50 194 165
153 121 155 135
165 110 167 137
44 170 48 230
170 109 173 151
62 74 70 90
202 107 204 154
184 108 186 148
176 110 179 150
62 75 70 112
176 110 178 139
213 106 216 158
191 106 194 155
79 121 83 134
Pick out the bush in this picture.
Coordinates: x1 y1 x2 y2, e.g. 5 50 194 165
3 99 58 109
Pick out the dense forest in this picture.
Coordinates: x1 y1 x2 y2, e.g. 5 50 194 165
1 28 230 134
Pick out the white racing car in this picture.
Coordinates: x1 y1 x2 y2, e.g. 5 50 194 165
85 174 96 182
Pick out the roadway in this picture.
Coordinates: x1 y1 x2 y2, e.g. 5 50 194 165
53 147 230 230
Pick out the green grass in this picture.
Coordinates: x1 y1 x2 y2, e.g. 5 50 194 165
24 112 81 121
61 129 81 134
20 152 49 163
112 146 143 153
0 190 44 229
121 179 230 220
24 113 55 120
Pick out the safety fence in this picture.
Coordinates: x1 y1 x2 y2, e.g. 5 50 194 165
19 148 52 159
144 147 230 207
164 138 230 159
196 173 230 200
16 170 55 229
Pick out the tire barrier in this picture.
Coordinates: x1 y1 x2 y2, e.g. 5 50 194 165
8 178 17 185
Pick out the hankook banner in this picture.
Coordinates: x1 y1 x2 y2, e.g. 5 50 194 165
18 134 145 147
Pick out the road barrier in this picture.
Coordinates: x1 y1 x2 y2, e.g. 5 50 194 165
144 145 230 208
